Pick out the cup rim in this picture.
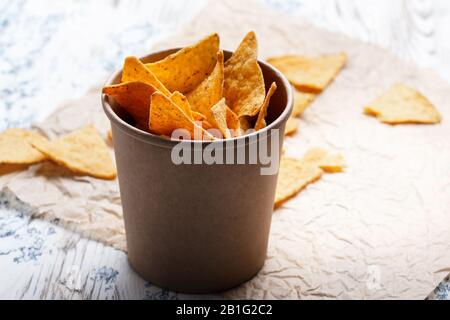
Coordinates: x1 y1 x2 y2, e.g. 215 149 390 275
101 48 293 147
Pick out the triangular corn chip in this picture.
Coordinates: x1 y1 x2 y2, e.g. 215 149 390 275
209 99 232 139
122 56 170 96
284 117 299 136
149 92 211 140
187 51 224 119
267 53 347 93
146 33 220 93
292 90 315 117
30 126 117 180
102 81 157 130
274 157 323 208
224 32 265 117
226 107 240 137
302 147 345 173
0 129 47 165
364 84 441 124
170 91 194 120
254 82 277 131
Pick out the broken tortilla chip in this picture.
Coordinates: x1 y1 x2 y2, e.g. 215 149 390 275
267 53 347 93
254 82 277 131
302 147 345 173
274 157 323 208
102 81 157 130
30 126 117 180
364 83 442 124
224 31 265 117
149 92 211 139
292 90 315 117
0 129 47 165
284 117 299 136
122 57 170 96
187 51 224 120
209 98 232 139
146 33 220 93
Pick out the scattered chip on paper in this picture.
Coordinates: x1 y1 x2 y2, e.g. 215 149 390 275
30 126 117 180
292 90 315 117
364 83 442 124
254 82 277 131
0 129 47 165
302 147 345 173
274 157 323 208
122 56 171 96
267 53 347 93
224 31 266 117
146 33 220 93
284 117 299 136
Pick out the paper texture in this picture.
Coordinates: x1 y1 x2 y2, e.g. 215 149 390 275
1 0 450 299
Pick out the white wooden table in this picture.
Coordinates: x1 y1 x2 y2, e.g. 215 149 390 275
1 0 449 299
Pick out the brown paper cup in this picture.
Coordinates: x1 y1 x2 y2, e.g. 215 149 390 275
102 50 293 293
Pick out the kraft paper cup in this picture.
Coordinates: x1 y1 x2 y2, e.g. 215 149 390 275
102 49 293 293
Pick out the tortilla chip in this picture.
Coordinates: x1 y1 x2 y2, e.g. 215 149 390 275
302 147 345 173
224 31 266 117
209 98 232 139
267 53 347 93
284 117 299 136
108 129 113 142
169 91 194 120
146 33 220 93
254 82 277 131
226 107 240 137
122 57 170 96
30 126 117 180
0 129 47 165
102 81 157 130
274 157 323 208
149 92 210 139
292 90 315 117
187 51 224 119
364 84 441 124
192 111 207 122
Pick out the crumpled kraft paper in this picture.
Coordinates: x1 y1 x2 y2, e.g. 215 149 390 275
1 0 450 299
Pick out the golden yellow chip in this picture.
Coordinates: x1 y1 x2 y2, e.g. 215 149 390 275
267 53 347 93
0 129 47 165
192 111 207 122
209 98 232 139
122 56 170 96
302 147 345 173
108 129 113 142
30 126 117 180
284 117 299 136
254 82 277 131
146 33 220 93
187 51 224 120
149 92 211 139
224 31 266 117
102 81 157 130
292 90 315 117
274 157 323 208
226 107 240 137
169 91 194 120
364 83 441 124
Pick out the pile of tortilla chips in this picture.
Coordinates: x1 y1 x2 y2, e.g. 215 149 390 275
103 32 277 140
0 126 116 180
